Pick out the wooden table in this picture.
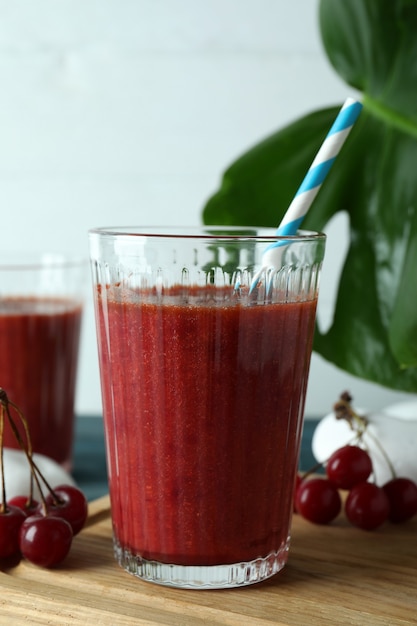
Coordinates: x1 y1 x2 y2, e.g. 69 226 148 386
2 495 416 625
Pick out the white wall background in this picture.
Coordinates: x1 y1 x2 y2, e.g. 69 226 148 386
0 0 415 418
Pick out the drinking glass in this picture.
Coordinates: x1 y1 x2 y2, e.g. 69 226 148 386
89 226 326 589
0 253 85 470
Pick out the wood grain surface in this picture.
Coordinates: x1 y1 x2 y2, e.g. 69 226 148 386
1 495 416 625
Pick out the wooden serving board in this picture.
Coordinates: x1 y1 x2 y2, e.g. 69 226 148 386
1 495 416 625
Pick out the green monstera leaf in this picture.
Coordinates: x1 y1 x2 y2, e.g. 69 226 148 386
202 0 417 392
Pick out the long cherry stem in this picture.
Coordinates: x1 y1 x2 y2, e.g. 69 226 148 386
0 405 6 514
0 389 63 514
334 391 397 481
300 432 360 482
365 428 397 480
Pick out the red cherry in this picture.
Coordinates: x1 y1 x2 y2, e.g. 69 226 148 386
295 478 342 524
19 514 73 568
383 477 417 523
8 496 40 517
0 505 26 558
40 485 88 535
326 445 373 489
345 482 389 530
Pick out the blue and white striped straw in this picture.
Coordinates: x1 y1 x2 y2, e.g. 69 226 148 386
247 97 362 293
276 97 363 236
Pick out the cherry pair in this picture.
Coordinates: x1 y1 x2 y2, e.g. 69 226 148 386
0 388 88 567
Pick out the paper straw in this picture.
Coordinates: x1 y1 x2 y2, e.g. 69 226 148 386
247 97 362 293
275 97 363 236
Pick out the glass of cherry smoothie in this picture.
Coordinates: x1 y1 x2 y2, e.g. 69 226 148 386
89 226 326 589
0 253 85 470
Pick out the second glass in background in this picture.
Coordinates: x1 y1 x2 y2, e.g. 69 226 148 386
0 253 86 470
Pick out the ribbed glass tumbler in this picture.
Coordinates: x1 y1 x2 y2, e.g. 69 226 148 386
89 226 326 589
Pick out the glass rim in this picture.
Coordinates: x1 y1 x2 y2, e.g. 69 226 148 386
88 225 326 242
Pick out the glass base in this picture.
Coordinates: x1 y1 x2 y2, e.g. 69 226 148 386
113 538 289 589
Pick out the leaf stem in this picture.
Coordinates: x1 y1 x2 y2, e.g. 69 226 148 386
363 95 417 139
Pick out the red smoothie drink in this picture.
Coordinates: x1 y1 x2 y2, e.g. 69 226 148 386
0 296 82 467
90 225 325 588
95 285 317 567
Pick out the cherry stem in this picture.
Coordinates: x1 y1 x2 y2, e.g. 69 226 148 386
302 392 398 485
0 390 63 514
0 405 7 514
365 428 397 480
334 391 397 481
299 459 325 481
0 393 37 509
300 432 360 481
